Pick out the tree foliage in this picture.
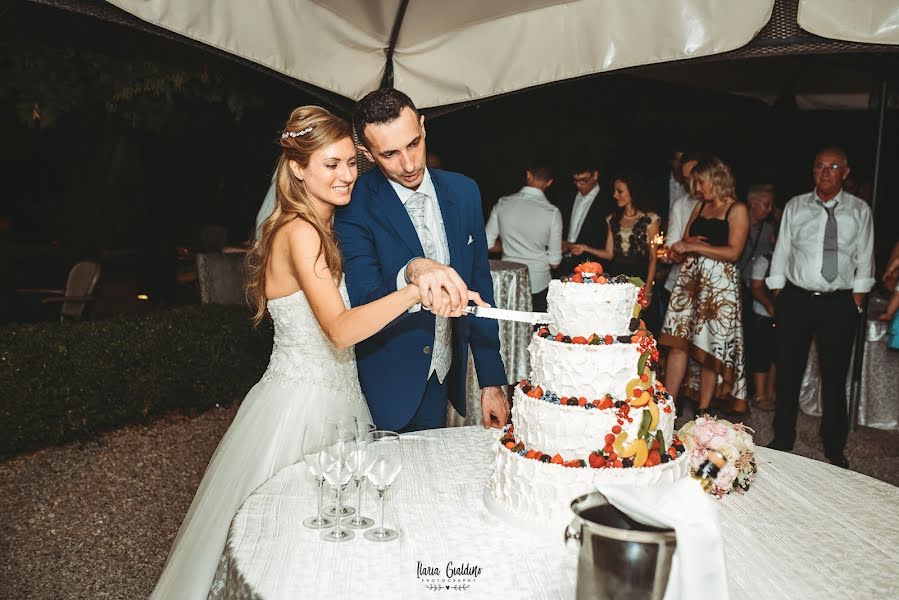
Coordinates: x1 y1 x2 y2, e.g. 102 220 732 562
0 6 266 131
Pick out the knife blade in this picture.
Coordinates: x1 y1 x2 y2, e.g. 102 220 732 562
463 305 552 324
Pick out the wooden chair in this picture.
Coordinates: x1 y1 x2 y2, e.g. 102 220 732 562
16 260 102 322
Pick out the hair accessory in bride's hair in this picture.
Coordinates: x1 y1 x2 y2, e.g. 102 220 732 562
281 126 314 139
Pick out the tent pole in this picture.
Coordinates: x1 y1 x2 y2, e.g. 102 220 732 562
848 76 888 432
379 0 411 89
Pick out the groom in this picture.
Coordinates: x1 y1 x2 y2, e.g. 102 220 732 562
334 88 509 432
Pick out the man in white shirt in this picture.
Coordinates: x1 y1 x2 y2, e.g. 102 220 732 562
485 161 562 312
662 151 704 293
556 162 612 277
765 147 875 469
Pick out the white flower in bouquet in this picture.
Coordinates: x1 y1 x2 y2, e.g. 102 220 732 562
677 414 758 497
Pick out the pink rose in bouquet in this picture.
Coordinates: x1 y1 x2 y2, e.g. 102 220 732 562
678 414 757 497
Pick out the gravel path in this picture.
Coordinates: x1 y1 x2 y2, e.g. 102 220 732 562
1 403 897 600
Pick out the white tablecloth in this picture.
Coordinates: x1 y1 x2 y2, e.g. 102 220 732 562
209 426 899 600
448 260 532 427
800 295 899 431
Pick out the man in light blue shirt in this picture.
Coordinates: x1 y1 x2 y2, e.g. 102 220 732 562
486 161 562 312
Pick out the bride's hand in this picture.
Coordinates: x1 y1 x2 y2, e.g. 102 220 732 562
429 290 490 317
408 283 424 304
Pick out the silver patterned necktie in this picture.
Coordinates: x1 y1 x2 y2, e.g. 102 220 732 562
817 200 838 282
405 192 439 261
404 191 451 382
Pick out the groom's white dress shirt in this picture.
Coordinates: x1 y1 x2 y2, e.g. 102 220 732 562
485 186 562 294
392 169 452 382
567 184 600 243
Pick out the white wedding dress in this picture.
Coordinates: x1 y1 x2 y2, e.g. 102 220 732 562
150 282 372 600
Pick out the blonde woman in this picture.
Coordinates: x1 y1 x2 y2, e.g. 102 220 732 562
659 156 749 416
151 106 483 599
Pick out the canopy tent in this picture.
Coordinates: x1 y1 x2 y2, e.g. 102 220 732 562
101 0 778 109
61 0 899 111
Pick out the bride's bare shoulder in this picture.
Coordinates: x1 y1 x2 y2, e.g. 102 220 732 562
276 218 324 253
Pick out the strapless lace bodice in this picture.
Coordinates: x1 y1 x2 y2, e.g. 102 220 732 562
259 282 363 399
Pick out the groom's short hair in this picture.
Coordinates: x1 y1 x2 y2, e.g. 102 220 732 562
353 88 419 148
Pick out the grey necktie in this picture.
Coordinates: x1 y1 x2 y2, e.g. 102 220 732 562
406 193 440 261
404 191 451 382
818 200 838 282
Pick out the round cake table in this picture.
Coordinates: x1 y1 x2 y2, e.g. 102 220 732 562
449 260 533 427
208 426 899 600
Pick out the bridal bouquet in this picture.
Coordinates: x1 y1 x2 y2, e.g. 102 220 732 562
677 415 757 497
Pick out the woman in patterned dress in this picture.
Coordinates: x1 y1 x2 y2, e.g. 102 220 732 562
570 171 661 332
658 156 750 415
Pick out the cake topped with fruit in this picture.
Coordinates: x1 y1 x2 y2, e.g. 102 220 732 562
487 263 690 527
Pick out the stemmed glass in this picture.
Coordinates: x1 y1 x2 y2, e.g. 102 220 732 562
301 422 334 529
344 421 377 529
319 416 357 542
323 417 357 518
364 431 403 542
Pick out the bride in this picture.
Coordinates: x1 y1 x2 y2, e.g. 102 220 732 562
150 106 483 599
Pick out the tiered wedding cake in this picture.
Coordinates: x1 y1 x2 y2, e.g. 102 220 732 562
487 263 691 525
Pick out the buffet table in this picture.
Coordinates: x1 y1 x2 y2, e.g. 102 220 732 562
209 426 899 600
449 260 532 427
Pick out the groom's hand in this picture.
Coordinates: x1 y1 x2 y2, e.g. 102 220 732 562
481 386 510 429
406 258 468 316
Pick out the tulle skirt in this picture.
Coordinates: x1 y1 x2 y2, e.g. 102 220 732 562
149 378 371 600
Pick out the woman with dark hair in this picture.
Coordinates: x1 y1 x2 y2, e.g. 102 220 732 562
571 171 661 332
659 156 750 416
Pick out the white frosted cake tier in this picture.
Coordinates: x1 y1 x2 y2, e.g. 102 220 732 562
488 443 691 529
511 387 675 459
529 334 650 400
547 280 639 337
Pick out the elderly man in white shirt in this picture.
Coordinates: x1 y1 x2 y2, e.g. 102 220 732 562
486 162 562 312
764 147 875 469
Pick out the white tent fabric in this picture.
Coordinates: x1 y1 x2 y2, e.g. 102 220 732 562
798 0 899 46
106 0 776 108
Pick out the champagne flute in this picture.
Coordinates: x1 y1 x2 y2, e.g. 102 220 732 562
301 422 334 529
344 421 377 529
323 415 359 519
319 416 357 542
364 431 403 542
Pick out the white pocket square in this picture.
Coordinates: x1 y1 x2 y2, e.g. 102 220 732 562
467 235 474 245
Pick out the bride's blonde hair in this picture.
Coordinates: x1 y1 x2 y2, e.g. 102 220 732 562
246 106 353 326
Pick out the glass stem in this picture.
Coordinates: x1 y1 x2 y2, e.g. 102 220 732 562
378 488 386 533
355 477 364 521
316 477 324 522
335 486 343 538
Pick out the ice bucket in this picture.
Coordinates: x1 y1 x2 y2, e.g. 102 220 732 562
564 491 676 600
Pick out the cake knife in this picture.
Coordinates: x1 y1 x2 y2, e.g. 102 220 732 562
463 305 552 324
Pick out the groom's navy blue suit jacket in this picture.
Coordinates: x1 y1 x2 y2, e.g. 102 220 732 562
334 167 507 430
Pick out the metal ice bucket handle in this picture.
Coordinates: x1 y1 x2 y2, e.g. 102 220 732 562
564 491 676 600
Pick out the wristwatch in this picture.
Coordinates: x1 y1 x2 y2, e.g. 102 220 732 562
855 303 864 315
